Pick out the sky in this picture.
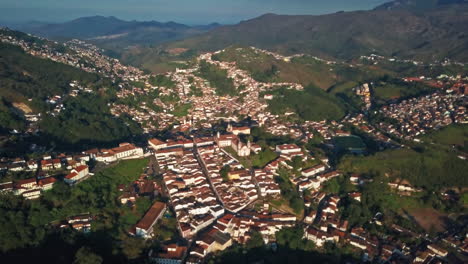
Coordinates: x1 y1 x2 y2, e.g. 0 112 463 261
0 0 390 25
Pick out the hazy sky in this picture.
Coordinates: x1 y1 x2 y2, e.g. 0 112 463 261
0 0 389 24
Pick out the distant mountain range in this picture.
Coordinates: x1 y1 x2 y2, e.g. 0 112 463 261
158 2 468 62
5 0 468 68
8 16 220 50
374 0 468 10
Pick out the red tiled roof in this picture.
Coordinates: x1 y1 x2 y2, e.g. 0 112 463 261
75 165 88 172
136 202 166 231
65 172 78 179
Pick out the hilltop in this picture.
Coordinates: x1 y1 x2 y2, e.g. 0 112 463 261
156 4 468 63
374 0 468 10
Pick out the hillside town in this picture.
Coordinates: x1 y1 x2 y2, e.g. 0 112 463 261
0 29 467 264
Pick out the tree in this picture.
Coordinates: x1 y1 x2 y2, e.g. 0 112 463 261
121 237 145 260
246 230 264 249
220 165 231 182
73 247 103 264
322 178 340 194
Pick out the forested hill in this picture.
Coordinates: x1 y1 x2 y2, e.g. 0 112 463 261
161 4 468 62
0 43 106 103
0 40 141 148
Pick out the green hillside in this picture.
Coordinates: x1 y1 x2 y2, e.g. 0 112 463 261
265 85 346 121
212 46 386 90
0 43 106 104
0 41 141 147
338 144 468 190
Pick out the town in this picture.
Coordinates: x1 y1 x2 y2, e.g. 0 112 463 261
0 28 467 264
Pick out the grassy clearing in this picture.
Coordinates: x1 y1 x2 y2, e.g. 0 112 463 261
421 124 468 148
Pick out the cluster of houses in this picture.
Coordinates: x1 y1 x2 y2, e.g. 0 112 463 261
0 142 146 199
0 154 90 199
110 48 308 136
58 214 94 233
294 167 341 193
147 129 295 257
342 114 400 149
378 91 467 140
198 146 258 212
85 143 145 163
354 83 372 110
156 148 223 240
0 28 144 82
302 193 406 262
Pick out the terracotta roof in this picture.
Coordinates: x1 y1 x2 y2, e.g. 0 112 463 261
65 172 78 179
75 165 88 172
136 201 166 231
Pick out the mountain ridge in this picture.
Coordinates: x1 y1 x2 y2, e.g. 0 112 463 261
156 4 468 62
8 16 221 52
374 0 468 10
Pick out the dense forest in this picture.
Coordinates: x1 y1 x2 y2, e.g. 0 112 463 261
0 97 25 131
0 43 109 102
0 159 151 263
0 42 144 146
40 94 142 146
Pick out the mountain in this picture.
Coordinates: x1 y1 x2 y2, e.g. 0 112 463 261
158 4 468 62
11 16 220 50
374 0 468 11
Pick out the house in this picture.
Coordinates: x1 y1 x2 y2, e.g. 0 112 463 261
275 144 301 154
427 244 448 257
51 159 62 169
64 165 89 185
227 124 251 135
179 223 192 238
22 189 41 200
110 143 144 160
149 138 167 151
194 137 214 147
155 148 184 158
8 163 26 172
349 237 368 250
250 144 262 154
135 201 166 239
298 178 321 192
0 182 13 193
304 211 317 224
304 227 327 247
96 143 144 162
41 159 55 171
15 178 38 190
27 160 38 170
349 192 362 202
302 165 326 177
215 132 236 147
150 244 187 264
196 228 232 255
83 148 99 159
38 177 57 191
